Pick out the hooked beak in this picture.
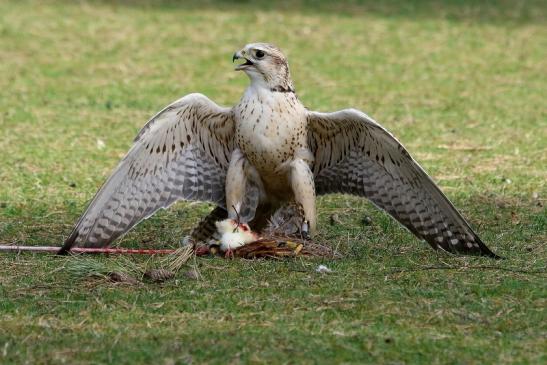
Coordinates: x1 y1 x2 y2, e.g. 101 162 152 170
233 51 253 71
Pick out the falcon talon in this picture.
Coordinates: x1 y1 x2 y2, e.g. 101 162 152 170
60 42 500 259
300 220 311 241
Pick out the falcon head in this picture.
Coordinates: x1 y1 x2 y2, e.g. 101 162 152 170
233 43 294 92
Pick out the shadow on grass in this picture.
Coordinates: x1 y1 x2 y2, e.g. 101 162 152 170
83 0 547 25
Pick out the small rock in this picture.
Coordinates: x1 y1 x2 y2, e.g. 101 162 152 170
184 269 199 280
329 214 342 225
316 264 333 274
510 212 520 225
362 216 373 226
96 139 106 150
495 199 507 209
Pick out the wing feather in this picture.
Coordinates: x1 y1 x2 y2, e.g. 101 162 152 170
60 93 235 252
307 109 499 258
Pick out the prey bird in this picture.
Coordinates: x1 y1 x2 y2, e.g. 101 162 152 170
59 43 499 258
215 219 259 256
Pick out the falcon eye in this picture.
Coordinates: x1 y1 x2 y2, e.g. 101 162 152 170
254 50 265 59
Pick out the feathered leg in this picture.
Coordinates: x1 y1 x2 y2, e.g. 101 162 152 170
225 148 265 223
225 149 248 221
290 158 316 235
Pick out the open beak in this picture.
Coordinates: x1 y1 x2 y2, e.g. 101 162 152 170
233 51 253 71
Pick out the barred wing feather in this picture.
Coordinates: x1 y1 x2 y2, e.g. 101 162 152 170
60 94 236 252
307 109 499 258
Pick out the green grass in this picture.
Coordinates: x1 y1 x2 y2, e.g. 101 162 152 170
0 0 546 363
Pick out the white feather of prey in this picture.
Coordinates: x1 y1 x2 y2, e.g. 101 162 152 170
215 219 258 252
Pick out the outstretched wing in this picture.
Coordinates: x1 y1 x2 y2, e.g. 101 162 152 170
307 109 499 258
60 93 235 252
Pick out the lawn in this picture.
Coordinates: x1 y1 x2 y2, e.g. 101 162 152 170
0 0 546 364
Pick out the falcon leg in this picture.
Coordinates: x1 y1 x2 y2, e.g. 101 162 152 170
226 149 264 223
289 158 316 235
300 220 311 240
226 149 248 221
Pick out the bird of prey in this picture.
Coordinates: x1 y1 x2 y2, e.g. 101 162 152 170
59 43 499 258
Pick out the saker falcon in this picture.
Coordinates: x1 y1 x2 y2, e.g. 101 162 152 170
59 43 499 258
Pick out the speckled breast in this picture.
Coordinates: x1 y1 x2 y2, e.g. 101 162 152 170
234 90 308 174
